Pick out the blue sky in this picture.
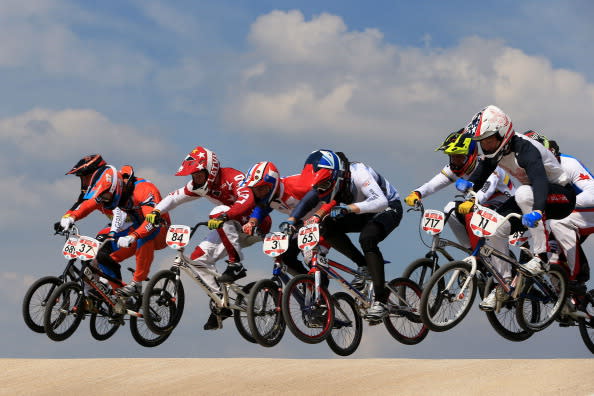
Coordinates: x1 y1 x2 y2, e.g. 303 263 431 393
2 0 594 358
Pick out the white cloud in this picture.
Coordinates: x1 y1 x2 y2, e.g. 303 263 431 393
136 0 200 37
226 10 594 161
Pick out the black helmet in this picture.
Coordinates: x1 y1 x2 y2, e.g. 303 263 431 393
66 154 107 177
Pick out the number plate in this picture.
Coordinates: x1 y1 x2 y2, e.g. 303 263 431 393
298 224 320 251
62 236 79 260
263 232 289 257
509 230 529 246
166 225 191 249
470 207 503 237
75 236 100 260
422 209 445 235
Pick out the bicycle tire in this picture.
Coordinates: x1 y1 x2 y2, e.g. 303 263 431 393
89 299 120 341
516 264 568 332
247 278 286 348
384 277 429 345
401 258 440 290
43 281 85 341
233 282 257 344
326 292 362 356
22 276 62 333
142 269 185 335
281 274 334 344
419 260 477 332
129 291 172 347
483 277 533 342
578 290 594 354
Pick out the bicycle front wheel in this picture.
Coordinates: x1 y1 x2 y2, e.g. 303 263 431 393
401 258 439 290
142 269 185 335
578 290 594 354
419 260 477 332
516 264 568 332
22 276 62 333
43 281 85 341
326 292 362 356
247 278 286 348
89 299 120 341
384 277 429 345
281 274 334 344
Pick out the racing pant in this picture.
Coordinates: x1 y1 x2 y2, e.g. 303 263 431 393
321 201 403 303
486 184 575 279
549 208 594 282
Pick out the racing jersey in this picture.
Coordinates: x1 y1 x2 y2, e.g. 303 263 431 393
469 134 569 212
560 154 594 209
415 164 515 204
154 167 255 224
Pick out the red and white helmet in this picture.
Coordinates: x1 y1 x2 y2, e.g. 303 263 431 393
175 146 220 194
243 161 281 205
467 105 515 160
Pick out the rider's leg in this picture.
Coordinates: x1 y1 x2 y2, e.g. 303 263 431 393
215 220 247 283
444 201 471 249
321 214 367 267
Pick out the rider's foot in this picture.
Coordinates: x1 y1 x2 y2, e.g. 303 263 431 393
365 301 387 321
568 280 587 296
521 256 546 277
351 266 370 290
217 262 246 284
203 308 233 330
82 297 97 313
479 279 511 312
117 280 142 297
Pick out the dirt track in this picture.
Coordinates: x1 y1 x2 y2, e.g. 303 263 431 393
1 358 593 395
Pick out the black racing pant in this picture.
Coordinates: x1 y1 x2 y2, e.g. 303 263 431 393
320 201 403 302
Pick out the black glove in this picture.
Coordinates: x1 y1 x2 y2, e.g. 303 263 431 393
279 220 297 236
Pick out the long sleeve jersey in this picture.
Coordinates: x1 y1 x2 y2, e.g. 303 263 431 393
560 154 594 209
414 164 515 204
154 167 255 224
468 134 569 212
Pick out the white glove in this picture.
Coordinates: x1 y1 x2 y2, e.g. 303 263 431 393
117 235 136 248
60 216 75 230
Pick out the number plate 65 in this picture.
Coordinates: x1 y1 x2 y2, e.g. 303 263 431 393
263 232 289 257
298 224 320 251
166 225 191 249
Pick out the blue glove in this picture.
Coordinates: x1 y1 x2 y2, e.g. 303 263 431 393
522 211 543 228
279 220 296 236
330 205 351 219
455 178 474 193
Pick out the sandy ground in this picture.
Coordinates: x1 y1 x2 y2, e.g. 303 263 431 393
1 358 593 396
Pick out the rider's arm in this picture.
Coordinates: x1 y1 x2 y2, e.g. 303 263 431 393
288 189 321 221
468 158 498 191
415 166 456 199
349 166 389 214
65 197 101 221
476 172 499 204
224 185 256 222
517 143 550 213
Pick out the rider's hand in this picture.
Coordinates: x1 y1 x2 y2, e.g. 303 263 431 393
207 213 228 230
522 210 543 228
60 215 75 231
242 220 257 236
457 200 474 215
117 234 136 248
455 178 473 193
279 220 296 236
404 191 421 207
304 215 321 225
145 210 162 225
330 205 351 219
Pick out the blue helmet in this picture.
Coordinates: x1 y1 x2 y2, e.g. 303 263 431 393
302 149 346 202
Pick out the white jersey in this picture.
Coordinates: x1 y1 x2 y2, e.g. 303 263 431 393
348 162 400 214
559 154 594 209
415 165 515 204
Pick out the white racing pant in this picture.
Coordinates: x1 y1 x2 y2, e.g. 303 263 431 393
486 186 547 280
191 205 261 293
444 201 471 249
549 209 594 279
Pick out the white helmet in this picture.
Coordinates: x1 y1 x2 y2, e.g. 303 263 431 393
467 105 515 160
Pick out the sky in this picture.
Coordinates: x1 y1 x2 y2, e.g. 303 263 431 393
2 0 594 358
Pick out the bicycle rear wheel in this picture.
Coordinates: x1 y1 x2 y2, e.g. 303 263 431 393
22 276 62 333
419 260 477 332
578 290 594 354
233 282 257 344
130 292 172 348
483 277 533 342
326 292 362 356
247 278 286 348
401 258 439 290
384 277 428 345
281 274 334 344
142 269 185 335
43 281 85 341
516 264 568 332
